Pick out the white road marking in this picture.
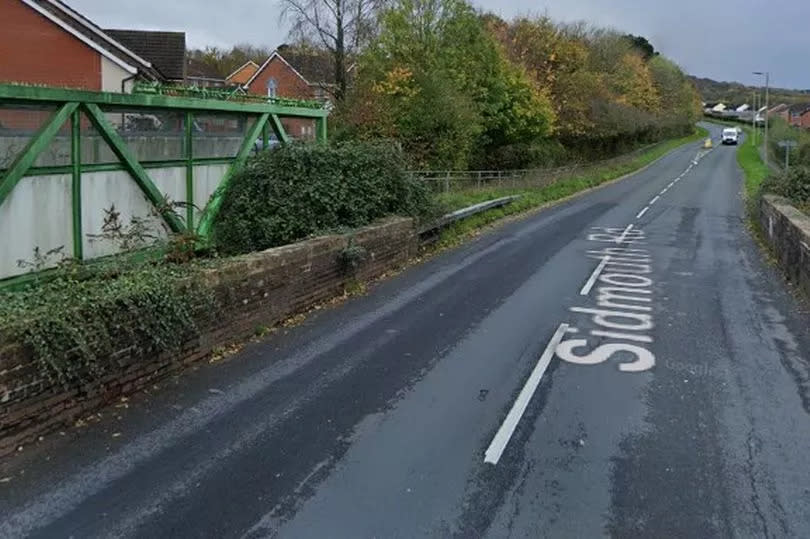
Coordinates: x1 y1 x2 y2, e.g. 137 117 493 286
615 224 635 244
649 195 660 205
659 188 668 195
580 256 611 296
636 207 649 219
484 323 570 465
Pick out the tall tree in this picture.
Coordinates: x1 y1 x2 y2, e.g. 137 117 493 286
279 0 385 100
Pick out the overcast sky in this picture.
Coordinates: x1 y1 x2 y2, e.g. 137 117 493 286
68 0 810 89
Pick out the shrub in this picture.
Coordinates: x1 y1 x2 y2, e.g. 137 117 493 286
213 142 434 255
763 166 810 207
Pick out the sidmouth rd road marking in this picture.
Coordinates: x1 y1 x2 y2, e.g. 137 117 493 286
484 323 570 465
636 207 650 219
649 195 660 205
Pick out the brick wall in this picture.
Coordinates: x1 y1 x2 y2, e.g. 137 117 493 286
760 195 810 297
246 55 316 140
0 218 417 456
0 0 101 90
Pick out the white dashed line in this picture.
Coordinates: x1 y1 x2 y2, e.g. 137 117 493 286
484 323 570 465
615 223 635 244
636 207 650 219
659 188 668 195
649 195 660 205
580 256 611 296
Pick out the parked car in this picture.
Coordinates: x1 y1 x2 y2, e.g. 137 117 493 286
721 127 739 145
252 134 281 153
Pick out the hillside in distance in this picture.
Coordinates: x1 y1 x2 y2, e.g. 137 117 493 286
691 75 810 105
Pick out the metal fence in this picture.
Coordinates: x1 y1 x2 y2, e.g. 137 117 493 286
410 142 663 195
0 84 328 284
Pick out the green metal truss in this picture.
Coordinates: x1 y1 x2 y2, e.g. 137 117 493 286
196 112 270 240
0 102 78 208
84 102 187 233
0 84 329 118
0 83 328 285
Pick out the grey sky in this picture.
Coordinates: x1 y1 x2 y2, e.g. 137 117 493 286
67 0 810 89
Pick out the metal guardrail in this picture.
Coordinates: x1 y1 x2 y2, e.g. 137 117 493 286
419 195 521 237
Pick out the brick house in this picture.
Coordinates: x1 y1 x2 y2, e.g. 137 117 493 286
244 46 337 139
226 61 259 86
0 0 185 92
788 103 810 128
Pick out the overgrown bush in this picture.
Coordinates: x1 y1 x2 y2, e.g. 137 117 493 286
763 166 810 208
213 142 434 255
0 263 214 386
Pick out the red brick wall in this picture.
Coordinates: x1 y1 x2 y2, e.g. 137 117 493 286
0 0 102 90
246 55 316 140
800 112 810 129
0 218 416 456
246 55 313 100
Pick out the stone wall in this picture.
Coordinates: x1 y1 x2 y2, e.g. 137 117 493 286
0 217 416 456
760 195 810 298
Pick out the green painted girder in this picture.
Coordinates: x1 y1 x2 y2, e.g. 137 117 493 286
83 103 186 233
71 108 83 260
0 84 328 118
195 112 270 240
0 102 78 209
269 114 291 144
185 111 194 228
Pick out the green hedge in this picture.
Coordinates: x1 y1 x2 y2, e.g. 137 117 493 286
213 142 434 255
763 166 810 210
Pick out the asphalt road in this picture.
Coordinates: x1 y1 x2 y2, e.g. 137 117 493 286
2 123 810 538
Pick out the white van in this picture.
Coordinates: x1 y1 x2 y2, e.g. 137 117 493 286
721 128 739 145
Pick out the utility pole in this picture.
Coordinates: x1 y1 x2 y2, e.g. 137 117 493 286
753 71 770 168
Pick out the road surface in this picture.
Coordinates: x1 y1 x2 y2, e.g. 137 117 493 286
2 123 810 538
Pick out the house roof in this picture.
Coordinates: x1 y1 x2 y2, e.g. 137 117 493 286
106 29 186 80
769 103 789 113
788 103 810 114
185 57 225 82
226 61 259 84
247 47 349 89
21 0 182 82
246 50 310 88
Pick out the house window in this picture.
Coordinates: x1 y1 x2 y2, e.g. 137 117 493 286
267 78 278 98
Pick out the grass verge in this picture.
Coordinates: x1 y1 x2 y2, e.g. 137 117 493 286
735 126 770 199
433 127 709 248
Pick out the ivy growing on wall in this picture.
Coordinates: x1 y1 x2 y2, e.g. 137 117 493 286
0 262 215 387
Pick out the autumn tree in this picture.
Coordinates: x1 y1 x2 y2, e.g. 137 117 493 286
345 0 555 168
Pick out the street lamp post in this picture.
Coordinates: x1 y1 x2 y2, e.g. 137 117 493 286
753 71 770 168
